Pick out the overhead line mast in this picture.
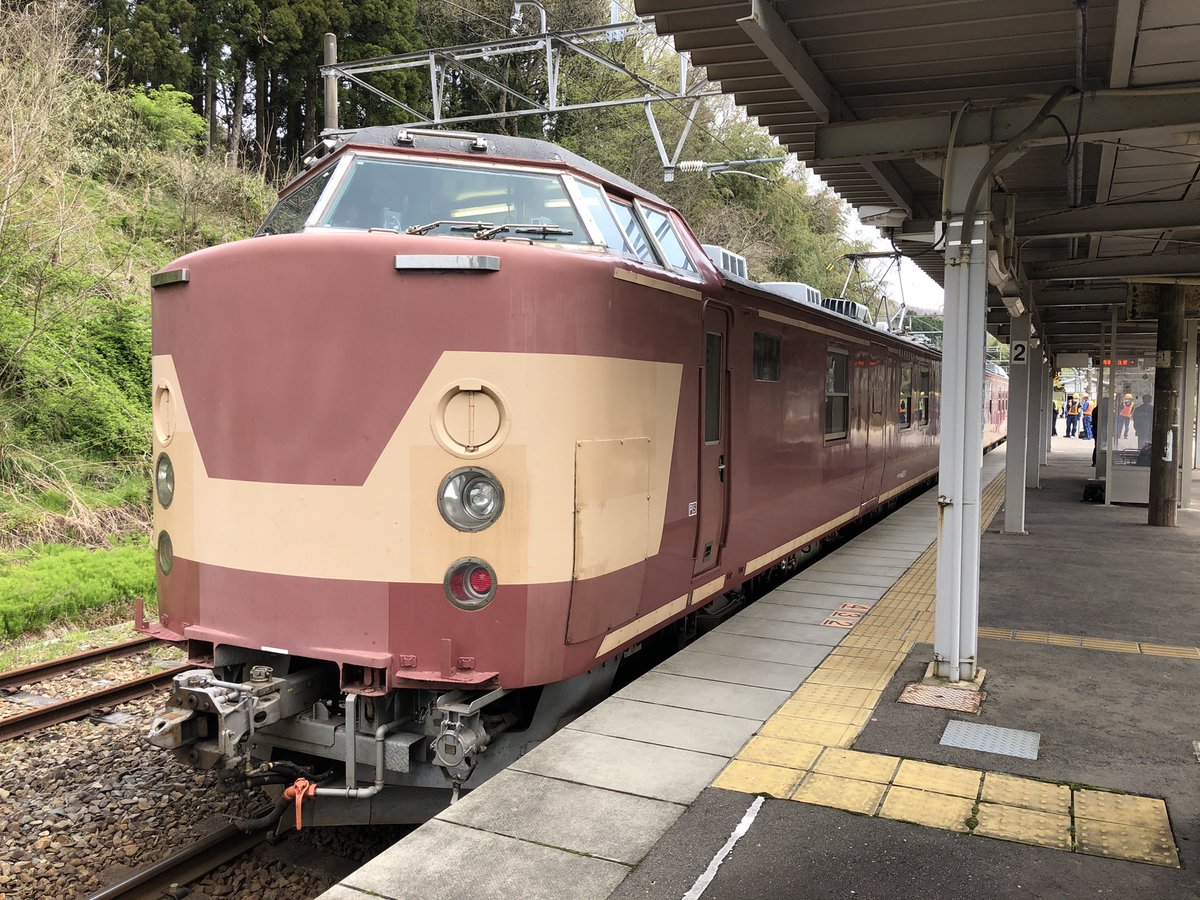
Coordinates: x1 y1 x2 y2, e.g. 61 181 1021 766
317 4 782 182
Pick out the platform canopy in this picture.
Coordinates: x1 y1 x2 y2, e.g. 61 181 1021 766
636 0 1200 357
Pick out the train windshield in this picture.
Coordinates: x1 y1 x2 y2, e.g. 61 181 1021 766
319 157 589 243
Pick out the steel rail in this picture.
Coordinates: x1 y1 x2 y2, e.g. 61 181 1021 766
0 635 165 692
0 664 190 741
86 809 277 900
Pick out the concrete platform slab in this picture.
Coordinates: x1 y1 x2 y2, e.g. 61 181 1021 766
737 603 838 625
566 696 760 756
652 649 812 691
808 560 912 577
338 819 628 900
436 769 682 865
510 728 726 805
844 539 933 552
687 631 835 667
786 570 898 588
716 615 849 646
614 671 789 720
770 581 888 601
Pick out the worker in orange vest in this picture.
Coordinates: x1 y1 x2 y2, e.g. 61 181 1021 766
1118 393 1134 441
1065 394 1080 437
1080 395 1094 440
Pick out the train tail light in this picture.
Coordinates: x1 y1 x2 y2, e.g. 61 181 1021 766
444 558 497 610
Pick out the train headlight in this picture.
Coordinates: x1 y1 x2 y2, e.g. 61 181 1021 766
438 468 504 532
155 453 175 508
157 531 174 575
444 558 497 610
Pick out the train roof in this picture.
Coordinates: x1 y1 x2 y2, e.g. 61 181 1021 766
327 126 671 208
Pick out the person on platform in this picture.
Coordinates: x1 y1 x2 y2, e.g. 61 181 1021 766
1066 394 1080 437
1080 395 1094 440
1133 394 1154 447
1051 400 1059 436
1118 393 1134 441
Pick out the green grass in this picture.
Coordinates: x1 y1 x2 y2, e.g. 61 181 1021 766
0 541 156 640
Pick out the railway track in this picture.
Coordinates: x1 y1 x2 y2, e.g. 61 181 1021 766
86 810 277 900
0 637 187 741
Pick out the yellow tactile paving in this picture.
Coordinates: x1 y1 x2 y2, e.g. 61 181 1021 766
1074 790 1172 832
1075 818 1180 868
1013 630 1049 643
805 669 886 690
879 786 974 832
738 735 823 770
791 773 886 815
813 749 900 784
1139 643 1200 658
760 715 857 748
1080 637 1141 654
892 759 982 799
1046 633 1083 648
776 700 870 726
981 773 1070 815
789 684 879 708
974 803 1072 851
978 627 1014 639
712 760 805 798
977 630 1200 660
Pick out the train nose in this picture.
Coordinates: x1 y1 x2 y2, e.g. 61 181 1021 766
153 233 451 487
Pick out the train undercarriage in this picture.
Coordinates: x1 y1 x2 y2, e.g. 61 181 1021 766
145 493 924 830
147 648 620 827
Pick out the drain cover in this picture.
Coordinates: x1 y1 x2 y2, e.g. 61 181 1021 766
899 683 984 713
941 720 1040 760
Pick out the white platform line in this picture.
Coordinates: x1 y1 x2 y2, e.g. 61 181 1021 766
681 796 764 900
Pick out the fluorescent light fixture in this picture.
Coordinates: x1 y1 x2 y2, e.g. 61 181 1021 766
451 203 513 217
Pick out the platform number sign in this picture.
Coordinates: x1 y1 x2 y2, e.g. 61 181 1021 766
1011 341 1028 365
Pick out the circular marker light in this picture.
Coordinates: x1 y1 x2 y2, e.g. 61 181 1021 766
156 453 175 508
444 558 497 610
438 468 504 532
157 531 174 576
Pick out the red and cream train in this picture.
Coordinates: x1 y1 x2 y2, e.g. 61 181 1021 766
143 127 1007 824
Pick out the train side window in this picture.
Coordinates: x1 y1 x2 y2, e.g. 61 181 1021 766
917 366 930 425
899 364 913 428
640 204 698 275
705 332 723 443
574 181 633 255
753 332 780 382
611 200 661 265
825 351 849 440
257 168 333 235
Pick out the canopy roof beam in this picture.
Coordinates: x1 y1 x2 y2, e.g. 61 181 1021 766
812 89 1200 165
1017 201 1200 239
1029 253 1200 281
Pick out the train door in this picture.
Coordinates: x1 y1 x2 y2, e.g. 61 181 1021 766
694 303 730 576
861 345 889 506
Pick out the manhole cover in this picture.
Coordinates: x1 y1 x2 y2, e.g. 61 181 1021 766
941 720 1040 760
899 683 984 713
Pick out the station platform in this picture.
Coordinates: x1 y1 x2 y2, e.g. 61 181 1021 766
320 441 1200 900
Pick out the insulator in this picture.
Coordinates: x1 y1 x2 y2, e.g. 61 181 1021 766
675 160 707 172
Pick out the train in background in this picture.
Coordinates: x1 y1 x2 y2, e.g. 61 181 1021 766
142 126 1007 826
